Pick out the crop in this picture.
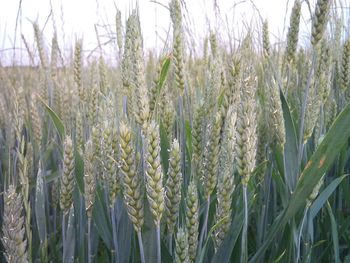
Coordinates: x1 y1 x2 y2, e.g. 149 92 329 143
1 0 350 262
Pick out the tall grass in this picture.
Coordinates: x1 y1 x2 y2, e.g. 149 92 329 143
1 0 350 262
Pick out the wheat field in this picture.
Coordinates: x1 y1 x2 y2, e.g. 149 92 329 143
1 0 350 262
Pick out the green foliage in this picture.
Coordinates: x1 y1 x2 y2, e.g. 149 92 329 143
1 2 350 262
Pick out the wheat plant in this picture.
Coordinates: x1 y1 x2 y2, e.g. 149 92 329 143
1 1 350 263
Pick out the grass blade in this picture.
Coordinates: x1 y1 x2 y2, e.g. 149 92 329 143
250 101 350 262
64 207 76 263
326 202 340 263
309 175 348 220
280 89 298 192
92 183 113 249
74 149 84 194
39 97 65 139
157 56 171 94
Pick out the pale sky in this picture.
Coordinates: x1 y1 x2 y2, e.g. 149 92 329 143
0 0 344 65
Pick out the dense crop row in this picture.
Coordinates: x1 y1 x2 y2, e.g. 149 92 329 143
1 0 350 262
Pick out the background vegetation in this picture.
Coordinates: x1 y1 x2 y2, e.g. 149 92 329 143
1 0 350 262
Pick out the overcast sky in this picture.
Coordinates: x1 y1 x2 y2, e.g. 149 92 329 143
0 0 343 65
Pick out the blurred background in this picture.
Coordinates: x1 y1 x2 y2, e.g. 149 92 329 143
0 0 348 65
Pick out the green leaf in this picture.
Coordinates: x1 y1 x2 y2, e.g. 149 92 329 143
74 150 85 194
45 170 60 183
211 194 257 263
212 214 243 262
72 188 86 263
161 239 172 263
271 169 288 208
326 202 340 263
309 175 347 220
280 89 298 192
249 101 350 262
116 199 132 263
92 184 112 249
185 120 192 158
217 89 225 108
143 201 157 263
39 97 65 139
157 56 171 94
65 207 76 263
197 216 230 263
272 251 286 263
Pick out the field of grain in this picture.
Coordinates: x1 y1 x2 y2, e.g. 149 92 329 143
1 0 350 262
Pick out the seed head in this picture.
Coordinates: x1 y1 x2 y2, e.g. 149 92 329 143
145 121 165 226
60 136 75 212
2 185 28 263
175 228 190 263
120 121 144 232
165 139 182 234
185 180 199 262
235 76 257 186
84 140 96 218
311 0 331 46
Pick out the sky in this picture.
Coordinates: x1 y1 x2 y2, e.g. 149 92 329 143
0 0 342 65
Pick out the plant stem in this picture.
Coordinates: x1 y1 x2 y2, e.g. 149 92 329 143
137 231 146 263
156 223 161 263
198 196 210 251
296 206 308 263
62 212 67 261
53 207 57 234
168 233 173 255
241 185 248 263
25 199 32 263
111 205 119 262
304 207 312 263
87 217 92 263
